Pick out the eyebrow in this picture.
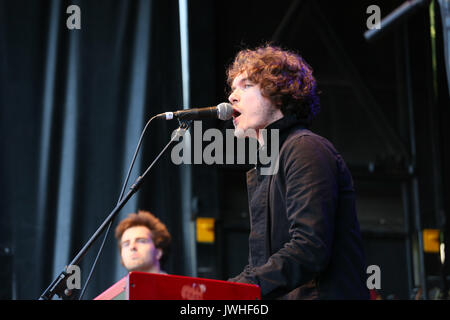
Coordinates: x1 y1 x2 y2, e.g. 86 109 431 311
231 77 249 91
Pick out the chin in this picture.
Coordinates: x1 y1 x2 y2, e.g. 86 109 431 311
234 127 246 139
127 263 143 271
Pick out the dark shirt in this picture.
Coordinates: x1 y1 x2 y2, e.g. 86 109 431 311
229 116 369 300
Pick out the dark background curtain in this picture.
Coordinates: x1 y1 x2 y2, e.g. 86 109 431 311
0 0 188 299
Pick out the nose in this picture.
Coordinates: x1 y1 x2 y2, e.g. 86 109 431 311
129 240 138 251
228 89 239 105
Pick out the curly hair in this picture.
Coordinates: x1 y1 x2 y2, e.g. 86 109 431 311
227 44 320 124
115 210 171 263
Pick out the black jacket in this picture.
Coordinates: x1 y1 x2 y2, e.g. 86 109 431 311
229 116 369 300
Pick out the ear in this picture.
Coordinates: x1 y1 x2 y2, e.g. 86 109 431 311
156 248 163 261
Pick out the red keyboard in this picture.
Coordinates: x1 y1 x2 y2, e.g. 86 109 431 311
94 271 261 300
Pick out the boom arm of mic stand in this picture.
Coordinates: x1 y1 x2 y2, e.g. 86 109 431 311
38 120 192 300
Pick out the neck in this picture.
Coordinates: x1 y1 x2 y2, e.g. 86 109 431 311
144 263 161 274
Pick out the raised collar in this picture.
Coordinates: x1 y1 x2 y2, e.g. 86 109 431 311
262 115 308 148
256 115 308 170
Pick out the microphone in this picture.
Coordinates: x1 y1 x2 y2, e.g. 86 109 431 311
156 102 233 121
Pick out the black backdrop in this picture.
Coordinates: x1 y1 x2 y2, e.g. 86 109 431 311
189 0 450 300
0 0 190 299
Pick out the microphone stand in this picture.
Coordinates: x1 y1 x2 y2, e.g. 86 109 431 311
38 120 192 300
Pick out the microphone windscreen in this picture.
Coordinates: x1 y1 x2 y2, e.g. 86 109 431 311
217 102 233 120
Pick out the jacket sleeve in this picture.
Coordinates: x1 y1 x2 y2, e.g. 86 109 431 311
229 135 338 298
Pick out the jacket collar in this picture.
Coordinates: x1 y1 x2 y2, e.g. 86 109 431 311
263 115 308 147
256 115 308 169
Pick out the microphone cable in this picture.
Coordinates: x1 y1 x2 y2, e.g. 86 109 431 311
78 114 159 300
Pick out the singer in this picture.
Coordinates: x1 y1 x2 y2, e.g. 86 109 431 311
226 44 369 299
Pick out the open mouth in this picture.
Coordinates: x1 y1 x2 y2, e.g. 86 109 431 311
232 109 241 127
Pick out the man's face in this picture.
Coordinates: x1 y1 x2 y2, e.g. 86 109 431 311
228 72 283 141
120 226 162 273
